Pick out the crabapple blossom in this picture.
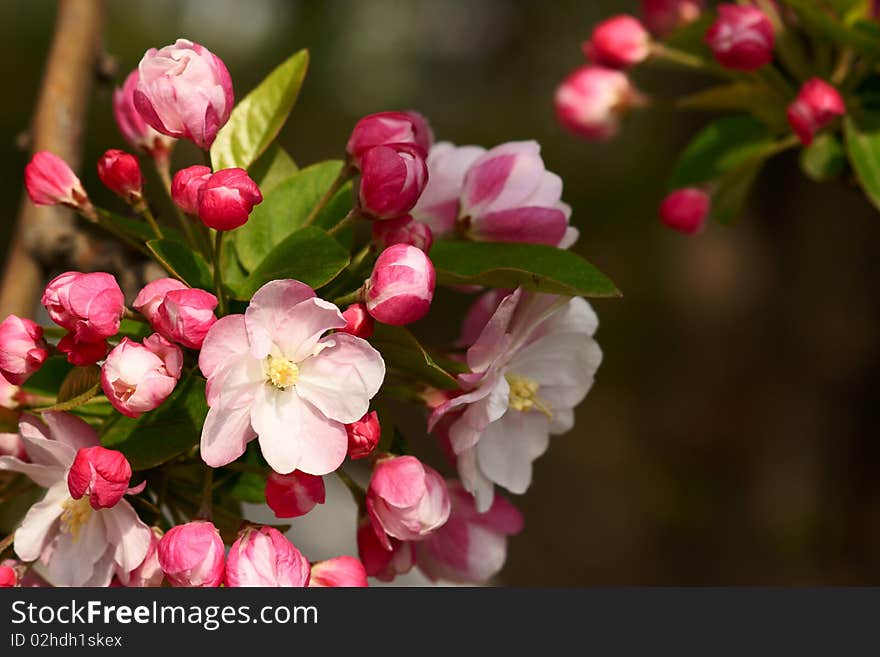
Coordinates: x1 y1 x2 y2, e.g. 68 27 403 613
411 142 486 237
197 168 263 230
0 315 49 385
97 149 144 205
366 455 451 547
0 430 26 461
41 272 124 343
225 526 310 587
459 141 578 248
429 289 602 511
457 289 511 348
659 187 710 234
339 303 374 339
154 287 218 350
357 517 415 581
555 66 640 144
0 413 152 586
358 143 428 220
158 520 225 587
198 279 385 475
584 15 651 69
171 165 212 215
135 39 234 149
67 446 141 510
100 334 182 418
705 4 774 71
24 151 90 210
416 481 523 584
346 111 433 166
119 527 164 587
641 0 702 36
264 470 326 518
309 556 369 587
364 244 435 326
113 69 176 160
787 78 846 147
372 214 433 253
346 411 381 460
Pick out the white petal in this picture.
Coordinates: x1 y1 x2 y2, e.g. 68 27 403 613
449 375 509 454
41 411 100 451
456 447 495 513
12 483 67 562
475 411 550 496
200 404 256 468
102 501 152 573
251 386 302 474
0 456 64 488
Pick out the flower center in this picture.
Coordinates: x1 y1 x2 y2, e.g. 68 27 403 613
506 373 553 418
266 356 299 390
60 497 93 541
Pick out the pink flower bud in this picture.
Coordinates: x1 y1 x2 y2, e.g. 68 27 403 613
0 315 49 385
134 39 234 150
158 521 226 587
101 335 182 418
356 517 414 581
555 66 641 142
641 0 702 36
660 187 710 234
120 527 164 587
309 556 368 587
57 334 108 366
265 470 326 519
584 15 651 69
153 288 219 350
787 78 845 147
366 455 451 547
197 168 263 230
97 149 144 205
171 165 212 215
133 278 186 323
705 4 774 71
114 69 176 161
339 303 374 339
416 481 524 584
24 151 90 209
358 144 429 220
346 111 433 166
365 244 435 325
225 526 310 587
67 446 135 509
41 272 124 342
346 411 381 460
372 215 433 253
0 565 16 587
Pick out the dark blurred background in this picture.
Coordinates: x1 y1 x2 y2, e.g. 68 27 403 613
3 0 880 585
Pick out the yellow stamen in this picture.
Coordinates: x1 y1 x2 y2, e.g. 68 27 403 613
60 497 92 541
506 373 553 418
266 356 299 390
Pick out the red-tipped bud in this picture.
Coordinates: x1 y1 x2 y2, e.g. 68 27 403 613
24 151 90 210
0 315 49 385
97 149 144 205
660 187 710 234
346 111 433 166
584 15 651 69
705 4 774 71
67 446 135 510
365 244 436 325
309 556 368 587
340 303 374 339
346 411 381 460
358 144 428 220
265 470 326 519
197 168 263 230
157 521 225 587
787 78 845 146
171 165 212 215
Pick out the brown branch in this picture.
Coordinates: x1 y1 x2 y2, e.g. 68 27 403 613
0 0 106 318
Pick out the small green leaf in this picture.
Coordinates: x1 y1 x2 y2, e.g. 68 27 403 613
100 370 208 471
103 210 187 246
711 161 763 225
211 50 309 171
370 324 459 391
229 472 266 504
21 356 73 398
147 239 214 290
117 319 152 340
235 160 353 272
429 241 620 298
57 365 101 404
248 143 298 193
844 113 880 212
800 133 845 182
780 0 880 55
230 226 350 299
669 115 775 188
677 83 785 129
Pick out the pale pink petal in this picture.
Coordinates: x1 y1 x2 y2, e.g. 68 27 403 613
102 500 152 573
12 483 66 562
370 456 428 508
199 314 250 380
0 456 64 489
448 375 510 453
251 386 302 474
475 411 550 495
41 411 99 451
244 280 317 359
200 404 256 468
456 447 495 513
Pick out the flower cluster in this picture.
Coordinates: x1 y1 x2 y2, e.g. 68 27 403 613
0 35 612 587
555 2 864 235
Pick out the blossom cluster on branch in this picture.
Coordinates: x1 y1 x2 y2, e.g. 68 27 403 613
0 37 614 587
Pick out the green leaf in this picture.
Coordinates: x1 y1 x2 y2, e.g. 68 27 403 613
248 143 298 193
800 133 845 182
429 241 620 298
117 319 152 340
211 50 309 170
664 14 715 55
229 472 266 504
57 365 101 404
711 161 763 225
844 113 880 212
369 324 459 391
103 210 187 247
669 115 775 188
21 356 72 397
677 83 786 129
230 226 350 299
100 370 208 471
147 239 214 290
234 160 353 272
780 0 880 55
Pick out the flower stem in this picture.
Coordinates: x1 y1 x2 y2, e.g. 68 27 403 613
650 43 708 70
154 159 200 251
328 210 357 237
0 532 14 556
301 165 354 228
197 466 214 520
212 231 227 316
333 287 363 307
93 209 151 256
123 307 148 323
335 469 366 514
140 204 164 239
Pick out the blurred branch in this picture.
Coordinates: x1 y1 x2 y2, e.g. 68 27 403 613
0 0 105 318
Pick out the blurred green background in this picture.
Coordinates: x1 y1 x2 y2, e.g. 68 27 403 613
3 0 880 585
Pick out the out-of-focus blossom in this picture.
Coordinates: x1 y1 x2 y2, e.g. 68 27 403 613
787 78 845 146
357 517 415 582
641 0 702 36
555 66 642 144
705 4 774 71
584 15 651 69
659 187 710 234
